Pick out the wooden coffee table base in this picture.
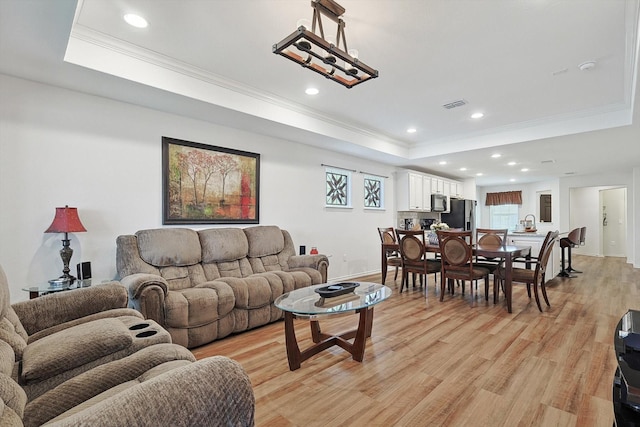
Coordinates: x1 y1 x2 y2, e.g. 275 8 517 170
283 307 374 371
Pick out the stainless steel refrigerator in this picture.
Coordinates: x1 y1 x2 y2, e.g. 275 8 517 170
440 198 476 232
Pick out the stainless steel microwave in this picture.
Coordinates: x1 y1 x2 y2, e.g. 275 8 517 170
431 193 447 212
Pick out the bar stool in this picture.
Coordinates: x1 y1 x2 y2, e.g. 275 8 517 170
567 227 587 274
558 228 581 278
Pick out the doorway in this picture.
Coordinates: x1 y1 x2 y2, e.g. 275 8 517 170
601 187 627 257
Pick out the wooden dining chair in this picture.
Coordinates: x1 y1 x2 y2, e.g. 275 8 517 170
495 230 559 311
378 227 401 284
475 228 508 273
436 230 491 303
395 229 441 293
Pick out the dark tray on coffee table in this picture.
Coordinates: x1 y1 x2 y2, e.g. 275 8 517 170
314 282 360 298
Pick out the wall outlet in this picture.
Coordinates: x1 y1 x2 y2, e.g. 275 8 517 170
611 241 616 246
343 254 347 262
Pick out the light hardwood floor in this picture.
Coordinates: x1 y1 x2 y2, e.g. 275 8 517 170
192 255 639 426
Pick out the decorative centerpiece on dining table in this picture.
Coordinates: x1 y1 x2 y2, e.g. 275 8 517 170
428 221 449 244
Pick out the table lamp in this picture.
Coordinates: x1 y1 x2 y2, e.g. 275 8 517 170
44 205 87 283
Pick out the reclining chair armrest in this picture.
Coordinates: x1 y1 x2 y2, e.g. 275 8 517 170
45 356 255 427
289 254 329 282
12 282 131 336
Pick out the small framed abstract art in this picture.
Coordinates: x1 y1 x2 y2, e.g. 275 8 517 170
363 174 384 209
325 166 352 208
162 136 260 224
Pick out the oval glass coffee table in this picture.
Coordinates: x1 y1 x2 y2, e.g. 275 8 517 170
274 282 391 370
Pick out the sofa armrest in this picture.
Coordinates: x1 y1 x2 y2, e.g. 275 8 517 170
120 273 168 299
45 356 255 427
120 273 168 326
12 282 130 336
289 254 329 282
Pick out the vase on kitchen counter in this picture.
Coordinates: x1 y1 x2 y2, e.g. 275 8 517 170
428 222 450 245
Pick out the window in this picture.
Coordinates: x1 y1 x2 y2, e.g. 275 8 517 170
325 167 352 208
363 174 384 209
490 204 519 230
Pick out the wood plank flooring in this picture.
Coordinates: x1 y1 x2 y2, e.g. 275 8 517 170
191 255 639 426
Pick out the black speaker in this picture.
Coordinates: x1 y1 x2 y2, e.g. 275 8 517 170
76 262 92 280
299 245 306 255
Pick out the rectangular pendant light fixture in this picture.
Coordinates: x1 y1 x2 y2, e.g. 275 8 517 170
273 0 378 89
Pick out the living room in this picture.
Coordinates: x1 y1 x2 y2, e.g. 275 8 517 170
1 0 640 425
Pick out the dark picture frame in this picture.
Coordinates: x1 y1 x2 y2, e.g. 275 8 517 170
162 137 260 224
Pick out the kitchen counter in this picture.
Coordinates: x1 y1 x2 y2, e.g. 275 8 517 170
509 231 544 236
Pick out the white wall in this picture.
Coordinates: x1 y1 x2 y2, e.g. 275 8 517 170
0 75 396 301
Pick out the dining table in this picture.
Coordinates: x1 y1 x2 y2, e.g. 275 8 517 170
384 239 530 313
471 243 531 313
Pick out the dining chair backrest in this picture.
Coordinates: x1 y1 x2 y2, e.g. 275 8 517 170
536 230 559 279
476 228 508 246
395 229 427 263
436 230 474 269
378 227 397 245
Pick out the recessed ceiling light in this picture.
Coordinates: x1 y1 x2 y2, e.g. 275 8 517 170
510 178 516 182
476 172 483 176
521 168 529 172
305 87 319 95
459 167 467 171
124 13 148 28
407 127 417 134
508 161 517 166
491 153 501 158
471 112 484 119
439 161 447 165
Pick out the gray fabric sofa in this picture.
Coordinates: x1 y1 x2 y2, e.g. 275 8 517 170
117 225 329 348
0 264 255 426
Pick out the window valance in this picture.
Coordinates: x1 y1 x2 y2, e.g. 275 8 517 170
485 191 522 206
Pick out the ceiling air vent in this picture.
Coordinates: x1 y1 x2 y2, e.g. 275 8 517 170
442 99 467 109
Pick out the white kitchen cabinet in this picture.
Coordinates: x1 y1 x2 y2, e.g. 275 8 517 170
449 182 464 199
397 171 431 211
422 176 432 211
431 178 445 194
408 172 423 210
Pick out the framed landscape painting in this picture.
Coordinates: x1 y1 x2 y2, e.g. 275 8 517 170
162 137 260 224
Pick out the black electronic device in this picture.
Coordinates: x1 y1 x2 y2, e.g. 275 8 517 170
76 262 92 280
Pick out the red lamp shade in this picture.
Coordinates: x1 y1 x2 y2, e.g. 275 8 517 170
45 205 87 233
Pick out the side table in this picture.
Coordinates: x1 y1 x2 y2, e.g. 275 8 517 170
22 278 102 299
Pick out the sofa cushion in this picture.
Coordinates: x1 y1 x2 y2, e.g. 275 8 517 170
164 287 234 328
215 274 284 310
0 373 26 419
0 316 27 362
136 229 201 267
244 226 284 257
21 318 133 383
199 228 248 263
0 340 14 377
